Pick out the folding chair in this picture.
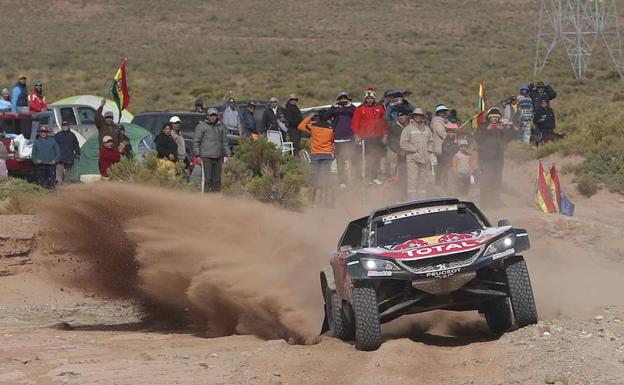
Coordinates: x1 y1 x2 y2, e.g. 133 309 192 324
266 130 294 156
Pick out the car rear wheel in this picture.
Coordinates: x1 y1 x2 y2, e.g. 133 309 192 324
352 283 382 351
483 297 514 333
327 290 354 341
505 256 538 327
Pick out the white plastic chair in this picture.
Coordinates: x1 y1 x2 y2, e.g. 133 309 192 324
266 130 294 156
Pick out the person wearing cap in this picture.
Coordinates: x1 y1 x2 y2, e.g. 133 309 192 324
221 94 242 136
31 126 61 189
400 108 434 199
384 92 415 122
352 88 388 185
451 138 476 196
53 121 81 184
528 81 556 110
261 97 284 134
298 109 335 207
326 92 358 188
193 107 231 192
99 135 125 177
95 98 123 149
517 84 534 144
284 94 303 155
240 102 257 138
474 107 514 205
194 99 205 113
169 116 186 161
11 74 28 115
0 89 11 114
28 81 47 115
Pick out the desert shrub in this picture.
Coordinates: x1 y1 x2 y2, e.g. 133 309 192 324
222 137 307 210
107 152 194 190
576 173 599 197
571 140 624 194
0 177 49 214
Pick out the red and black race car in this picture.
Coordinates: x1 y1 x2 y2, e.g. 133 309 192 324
320 198 537 351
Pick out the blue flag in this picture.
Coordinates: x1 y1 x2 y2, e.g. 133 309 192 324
560 191 575 217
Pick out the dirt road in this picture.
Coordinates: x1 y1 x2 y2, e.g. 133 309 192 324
2 157 624 385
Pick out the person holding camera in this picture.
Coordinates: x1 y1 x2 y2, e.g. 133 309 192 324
383 92 414 122
529 81 556 110
533 99 557 144
326 92 358 188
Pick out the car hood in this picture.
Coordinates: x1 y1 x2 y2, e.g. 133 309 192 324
358 227 510 260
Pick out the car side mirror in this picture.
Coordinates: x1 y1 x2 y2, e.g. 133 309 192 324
339 245 352 252
497 219 511 227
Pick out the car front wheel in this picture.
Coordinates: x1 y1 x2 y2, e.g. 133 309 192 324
352 283 382 351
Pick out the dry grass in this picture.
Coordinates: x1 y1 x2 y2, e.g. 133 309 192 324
1 0 623 154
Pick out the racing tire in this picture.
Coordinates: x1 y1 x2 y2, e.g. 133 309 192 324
505 256 538 328
483 297 514 334
352 283 382 351
327 290 354 341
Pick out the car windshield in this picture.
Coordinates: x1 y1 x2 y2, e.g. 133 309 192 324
373 209 483 247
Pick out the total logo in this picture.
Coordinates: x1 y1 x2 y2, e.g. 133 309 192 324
402 240 481 258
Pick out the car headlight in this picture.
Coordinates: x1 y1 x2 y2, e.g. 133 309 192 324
484 235 516 257
360 258 401 271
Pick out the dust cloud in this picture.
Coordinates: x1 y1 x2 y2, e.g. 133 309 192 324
38 183 340 344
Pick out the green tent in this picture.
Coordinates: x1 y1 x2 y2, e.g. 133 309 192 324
70 123 153 182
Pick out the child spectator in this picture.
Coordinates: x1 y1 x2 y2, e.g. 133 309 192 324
451 138 476 196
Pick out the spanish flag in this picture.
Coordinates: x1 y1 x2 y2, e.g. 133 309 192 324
111 58 130 114
537 161 557 213
472 80 486 129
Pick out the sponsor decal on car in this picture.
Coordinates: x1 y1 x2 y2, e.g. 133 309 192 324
490 248 515 260
367 271 393 277
425 267 461 278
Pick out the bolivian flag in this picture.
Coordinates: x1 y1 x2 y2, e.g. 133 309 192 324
472 80 486 129
536 161 557 213
111 58 130 114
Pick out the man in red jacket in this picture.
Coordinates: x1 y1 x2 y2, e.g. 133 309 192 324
351 88 388 185
28 81 47 113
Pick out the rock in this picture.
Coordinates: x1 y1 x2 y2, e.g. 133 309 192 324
49 322 74 331
210 353 219 358
594 315 604 321
543 331 552 337
545 373 569 385
273 371 281 377
545 373 556 384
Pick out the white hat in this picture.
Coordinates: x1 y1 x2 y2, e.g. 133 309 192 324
435 104 450 113
169 116 181 123
102 135 113 143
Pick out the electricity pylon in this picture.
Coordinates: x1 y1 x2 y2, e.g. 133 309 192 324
534 0 624 79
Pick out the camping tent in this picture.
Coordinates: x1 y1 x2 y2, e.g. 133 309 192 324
52 95 134 123
70 123 153 181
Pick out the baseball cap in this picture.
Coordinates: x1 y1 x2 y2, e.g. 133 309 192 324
169 115 181 123
102 135 113 143
18 74 27 80
287 93 298 101
269 97 278 103
104 111 114 118
411 107 425 115
435 104 450 113
37 126 48 132
61 120 69 125
206 107 218 115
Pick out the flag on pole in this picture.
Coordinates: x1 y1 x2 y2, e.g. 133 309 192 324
549 165 562 212
536 161 557 213
472 80 486 129
110 58 130 115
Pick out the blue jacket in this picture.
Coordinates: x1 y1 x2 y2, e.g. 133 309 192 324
32 137 61 165
54 130 81 164
241 109 257 137
326 105 355 141
384 102 414 122
11 83 27 113
0 99 11 114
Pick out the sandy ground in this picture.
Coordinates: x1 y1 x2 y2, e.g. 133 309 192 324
2 156 624 385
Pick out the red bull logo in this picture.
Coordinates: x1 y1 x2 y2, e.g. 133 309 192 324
393 238 430 251
438 233 474 243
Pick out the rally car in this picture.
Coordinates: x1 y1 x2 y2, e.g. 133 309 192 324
320 198 537 351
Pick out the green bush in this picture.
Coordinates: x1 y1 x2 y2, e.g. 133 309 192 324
222 137 307 210
576 173 599 197
571 140 624 194
0 177 49 214
107 152 195 190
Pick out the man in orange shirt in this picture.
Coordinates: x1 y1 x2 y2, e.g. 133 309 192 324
298 109 335 207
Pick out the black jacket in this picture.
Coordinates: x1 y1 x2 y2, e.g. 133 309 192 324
533 107 556 132
241 109 257 136
154 133 178 160
54 129 80 164
529 84 557 110
284 103 303 132
474 122 514 162
261 106 284 133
